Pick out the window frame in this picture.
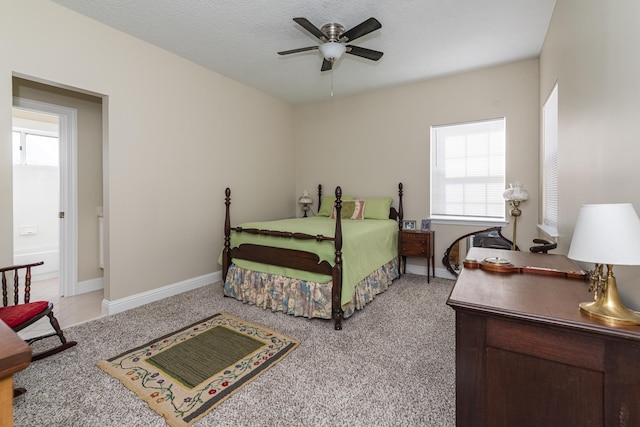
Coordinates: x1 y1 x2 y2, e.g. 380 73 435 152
430 117 507 226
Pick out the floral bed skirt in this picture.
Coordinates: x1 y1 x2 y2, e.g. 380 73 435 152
223 258 400 320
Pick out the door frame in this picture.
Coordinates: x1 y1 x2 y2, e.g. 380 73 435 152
12 97 78 297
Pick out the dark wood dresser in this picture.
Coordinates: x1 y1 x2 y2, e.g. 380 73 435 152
447 248 640 427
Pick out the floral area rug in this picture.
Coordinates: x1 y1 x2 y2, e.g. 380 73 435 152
97 312 300 426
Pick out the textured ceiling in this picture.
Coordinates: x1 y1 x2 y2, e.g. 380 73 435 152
50 0 556 105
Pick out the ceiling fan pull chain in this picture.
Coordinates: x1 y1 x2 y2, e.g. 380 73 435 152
331 69 334 97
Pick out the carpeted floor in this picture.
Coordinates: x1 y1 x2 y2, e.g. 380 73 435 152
13 274 456 427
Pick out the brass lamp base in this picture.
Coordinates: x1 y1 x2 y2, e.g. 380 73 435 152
580 266 640 326
579 301 640 325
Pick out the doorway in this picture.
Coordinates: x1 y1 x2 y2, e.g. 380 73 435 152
12 98 78 297
12 108 62 294
11 76 105 328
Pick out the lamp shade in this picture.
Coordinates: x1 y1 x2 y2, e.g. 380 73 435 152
503 181 529 202
298 189 312 205
568 203 640 265
319 42 346 60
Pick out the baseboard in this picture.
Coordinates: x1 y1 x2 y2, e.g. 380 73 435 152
405 264 429 276
435 267 457 280
404 264 457 280
102 271 222 316
77 277 104 294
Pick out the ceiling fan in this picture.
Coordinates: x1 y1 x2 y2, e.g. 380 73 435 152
277 17 383 72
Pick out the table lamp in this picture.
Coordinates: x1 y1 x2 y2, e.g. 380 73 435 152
503 182 529 250
568 203 640 325
298 190 313 217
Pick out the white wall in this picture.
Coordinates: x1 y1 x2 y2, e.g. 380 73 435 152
540 0 640 309
294 59 540 273
1 0 295 302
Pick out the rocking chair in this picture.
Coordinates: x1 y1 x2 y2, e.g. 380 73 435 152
0 262 77 363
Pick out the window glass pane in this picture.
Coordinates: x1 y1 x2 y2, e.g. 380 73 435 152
25 134 58 166
12 131 21 165
446 158 466 178
430 118 506 221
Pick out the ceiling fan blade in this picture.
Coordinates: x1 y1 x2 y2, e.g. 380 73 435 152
346 45 384 61
321 59 333 72
293 17 326 40
278 46 319 56
341 17 381 42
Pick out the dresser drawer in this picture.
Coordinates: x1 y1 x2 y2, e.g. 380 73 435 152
400 243 428 255
399 231 432 256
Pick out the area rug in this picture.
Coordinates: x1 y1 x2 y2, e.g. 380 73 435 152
97 312 300 426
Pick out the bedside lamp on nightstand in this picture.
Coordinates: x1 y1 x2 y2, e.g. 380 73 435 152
298 190 313 217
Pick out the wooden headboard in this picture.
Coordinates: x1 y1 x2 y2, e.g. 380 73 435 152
316 182 404 225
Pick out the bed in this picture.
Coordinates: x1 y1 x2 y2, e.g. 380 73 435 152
221 183 404 330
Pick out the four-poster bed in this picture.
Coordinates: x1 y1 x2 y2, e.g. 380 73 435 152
221 183 404 330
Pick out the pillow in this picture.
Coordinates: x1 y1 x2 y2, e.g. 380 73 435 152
317 195 356 217
330 199 366 220
363 197 393 219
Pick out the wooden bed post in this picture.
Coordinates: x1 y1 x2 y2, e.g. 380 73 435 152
222 187 231 282
398 182 404 228
317 184 323 213
332 186 344 330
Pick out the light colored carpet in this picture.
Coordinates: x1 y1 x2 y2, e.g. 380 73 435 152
14 274 456 426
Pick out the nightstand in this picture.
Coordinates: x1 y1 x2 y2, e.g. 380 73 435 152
399 230 435 282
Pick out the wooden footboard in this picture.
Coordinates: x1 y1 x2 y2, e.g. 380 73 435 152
223 186 345 329
222 183 404 330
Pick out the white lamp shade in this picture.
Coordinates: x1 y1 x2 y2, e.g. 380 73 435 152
568 203 640 265
319 42 346 60
503 182 529 202
298 196 312 204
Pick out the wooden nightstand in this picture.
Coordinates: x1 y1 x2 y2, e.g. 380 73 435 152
398 230 435 282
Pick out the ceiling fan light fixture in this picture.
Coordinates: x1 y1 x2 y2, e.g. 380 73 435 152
319 42 346 61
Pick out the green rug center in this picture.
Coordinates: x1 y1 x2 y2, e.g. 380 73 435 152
147 326 264 389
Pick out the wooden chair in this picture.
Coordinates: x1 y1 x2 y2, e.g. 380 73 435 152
0 262 77 363
529 238 557 254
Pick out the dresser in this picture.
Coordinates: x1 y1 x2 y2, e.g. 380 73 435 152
398 230 435 282
447 248 640 427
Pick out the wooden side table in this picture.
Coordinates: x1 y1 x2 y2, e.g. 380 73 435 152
398 230 435 282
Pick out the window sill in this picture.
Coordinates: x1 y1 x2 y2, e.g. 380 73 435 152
537 223 558 240
430 218 508 228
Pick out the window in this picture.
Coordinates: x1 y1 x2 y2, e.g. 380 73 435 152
12 129 59 167
541 83 558 237
430 118 506 223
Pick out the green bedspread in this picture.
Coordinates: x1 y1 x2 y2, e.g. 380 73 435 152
221 217 398 306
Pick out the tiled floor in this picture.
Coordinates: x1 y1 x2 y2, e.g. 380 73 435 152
17 278 104 341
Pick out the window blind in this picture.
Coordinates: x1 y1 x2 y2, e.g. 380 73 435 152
542 84 558 231
430 118 506 221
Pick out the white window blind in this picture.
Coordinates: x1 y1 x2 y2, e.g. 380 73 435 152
542 83 559 233
430 118 506 222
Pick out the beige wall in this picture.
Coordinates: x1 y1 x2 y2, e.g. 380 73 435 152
10 0 636 310
539 0 640 309
294 59 540 272
13 77 104 283
1 0 294 301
